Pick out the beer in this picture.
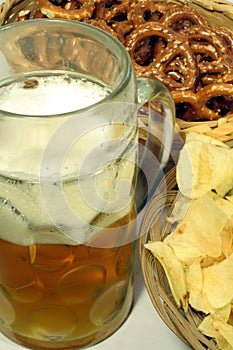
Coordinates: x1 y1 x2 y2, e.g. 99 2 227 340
0 213 136 349
0 73 138 349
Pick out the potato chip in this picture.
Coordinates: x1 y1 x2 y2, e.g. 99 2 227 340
212 197 233 257
220 226 233 258
185 259 202 295
184 132 230 148
198 314 217 337
144 241 187 310
176 134 233 199
213 320 233 347
210 146 233 198
167 193 191 224
202 253 233 309
184 259 213 314
217 337 233 350
214 197 233 219
199 315 233 350
226 195 233 204
188 289 213 314
165 195 228 261
189 287 231 318
176 141 212 199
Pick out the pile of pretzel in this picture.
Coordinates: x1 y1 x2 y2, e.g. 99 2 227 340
4 0 233 121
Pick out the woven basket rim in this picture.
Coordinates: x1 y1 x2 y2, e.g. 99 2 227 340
138 167 220 350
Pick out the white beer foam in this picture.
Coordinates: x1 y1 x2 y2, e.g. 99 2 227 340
0 75 110 115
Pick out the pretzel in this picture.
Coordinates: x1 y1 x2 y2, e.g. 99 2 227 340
216 27 233 55
4 0 45 23
84 19 117 37
217 73 233 84
198 73 224 87
198 83 233 120
37 0 95 20
128 1 175 27
92 0 135 43
161 6 208 31
110 20 135 43
183 25 233 75
172 83 233 121
102 1 132 22
171 90 198 120
125 22 197 91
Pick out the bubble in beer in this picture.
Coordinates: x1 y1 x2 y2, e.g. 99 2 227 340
56 264 107 304
0 240 43 289
0 288 15 325
115 244 134 278
89 281 126 327
29 306 77 340
30 245 75 272
6 282 44 304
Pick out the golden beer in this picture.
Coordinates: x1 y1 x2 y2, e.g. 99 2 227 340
0 210 136 349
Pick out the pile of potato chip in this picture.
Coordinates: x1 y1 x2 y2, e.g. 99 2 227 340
145 132 233 350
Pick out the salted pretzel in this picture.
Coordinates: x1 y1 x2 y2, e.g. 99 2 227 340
125 22 197 91
216 27 233 55
150 43 198 90
128 1 176 27
92 0 135 23
182 25 233 75
217 73 233 84
4 0 44 22
91 0 136 42
172 83 233 121
37 0 95 20
84 19 118 37
171 90 198 120
102 0 133 21
161 6 208 31
110 20 134 43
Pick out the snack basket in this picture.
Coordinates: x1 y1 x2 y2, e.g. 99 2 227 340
137 2 233 348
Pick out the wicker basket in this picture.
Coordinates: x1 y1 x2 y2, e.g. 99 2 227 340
138 166 221 350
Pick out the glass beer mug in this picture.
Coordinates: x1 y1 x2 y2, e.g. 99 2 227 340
0 19 175 349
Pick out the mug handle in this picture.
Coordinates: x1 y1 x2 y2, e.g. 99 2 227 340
135 77 175 212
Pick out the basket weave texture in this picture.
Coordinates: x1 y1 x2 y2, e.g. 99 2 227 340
138 166 220 350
